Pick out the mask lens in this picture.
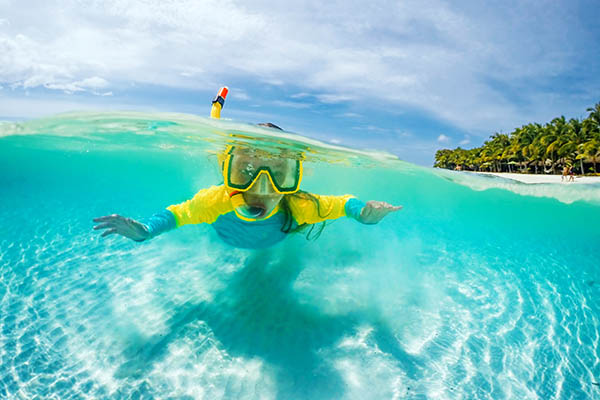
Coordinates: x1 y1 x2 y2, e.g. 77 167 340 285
270 158 300 191
229 157 257 187
227 151 301 193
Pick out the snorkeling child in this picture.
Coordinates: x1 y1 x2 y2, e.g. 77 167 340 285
93 89 402 248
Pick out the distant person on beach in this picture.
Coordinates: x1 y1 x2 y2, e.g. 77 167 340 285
92 89 402 248
568 166 575 182
562 165 569 182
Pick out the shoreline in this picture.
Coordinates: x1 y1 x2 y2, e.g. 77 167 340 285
469 171 600 185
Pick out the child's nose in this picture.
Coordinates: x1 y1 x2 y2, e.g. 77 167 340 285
250 173 275 195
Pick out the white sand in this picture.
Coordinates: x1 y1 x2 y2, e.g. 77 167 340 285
471 172 600 185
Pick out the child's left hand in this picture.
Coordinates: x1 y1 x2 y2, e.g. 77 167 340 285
359 201 403 224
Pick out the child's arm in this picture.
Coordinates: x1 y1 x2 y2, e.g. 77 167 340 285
93 185 232 241
92 210 178 242
166 185 232 227
288 194 401 225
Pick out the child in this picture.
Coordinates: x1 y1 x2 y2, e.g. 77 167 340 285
93 89 401 248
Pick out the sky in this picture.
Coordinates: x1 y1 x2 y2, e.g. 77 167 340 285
1 0 599 165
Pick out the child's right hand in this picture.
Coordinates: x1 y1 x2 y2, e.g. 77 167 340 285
93 214 150 241
358 201 402 224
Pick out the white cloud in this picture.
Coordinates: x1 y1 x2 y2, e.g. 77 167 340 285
437 134 450 143
229 89 250 101
365 125 387 132
316 93 358 104
396 130 413 138
336 112 362 118
351 125 388 134
178 67 204 78
459 136 471 146
78 77 109 89
272 100 310 109
0 96 149 118
44 76 110 93
0 0 593 134
290 92 310 99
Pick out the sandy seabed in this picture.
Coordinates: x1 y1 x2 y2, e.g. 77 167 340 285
472 172 600 185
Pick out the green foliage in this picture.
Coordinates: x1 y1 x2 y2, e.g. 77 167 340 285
434 103 600 174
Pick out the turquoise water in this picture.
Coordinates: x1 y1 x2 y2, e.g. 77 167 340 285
1 112 600 399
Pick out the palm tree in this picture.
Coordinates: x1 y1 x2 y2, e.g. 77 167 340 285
492 133 510 172
579 138 600 173
479 141 494 171
512 126 530 172
558 118 590 174
517 123 543 173
467 148 481 171
586 103 600 127
434 149 453 169
542 117 568 174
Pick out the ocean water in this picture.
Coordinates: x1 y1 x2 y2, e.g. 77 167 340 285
1 112 599 400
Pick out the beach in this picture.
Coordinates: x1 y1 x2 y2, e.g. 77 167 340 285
472 172 600 185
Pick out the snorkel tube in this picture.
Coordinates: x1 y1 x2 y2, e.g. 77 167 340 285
210 87 271 221
210 86 228 119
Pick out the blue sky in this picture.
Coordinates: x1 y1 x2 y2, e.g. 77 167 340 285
1 0 599 165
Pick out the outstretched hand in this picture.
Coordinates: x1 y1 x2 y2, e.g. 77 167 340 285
93 214 150 241
359 201 402 224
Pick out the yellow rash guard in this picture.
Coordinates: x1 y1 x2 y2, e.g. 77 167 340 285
140 185 366 248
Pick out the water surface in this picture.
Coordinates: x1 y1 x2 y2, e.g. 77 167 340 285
1 112 599 399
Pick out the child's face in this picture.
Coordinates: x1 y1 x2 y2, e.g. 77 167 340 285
231 147 292 218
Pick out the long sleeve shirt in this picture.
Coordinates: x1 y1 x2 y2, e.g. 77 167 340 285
140 185 366 249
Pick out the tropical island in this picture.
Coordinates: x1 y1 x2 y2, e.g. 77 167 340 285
434 104 600 176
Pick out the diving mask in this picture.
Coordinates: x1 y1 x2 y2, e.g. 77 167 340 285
223 147 303 195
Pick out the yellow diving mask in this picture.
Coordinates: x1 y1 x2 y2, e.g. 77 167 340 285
223 146 303 221
223 146 303 195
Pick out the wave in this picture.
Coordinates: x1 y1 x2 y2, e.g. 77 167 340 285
432 168 600 205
